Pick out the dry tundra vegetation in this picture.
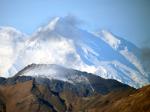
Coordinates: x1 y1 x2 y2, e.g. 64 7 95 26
0 76 149 112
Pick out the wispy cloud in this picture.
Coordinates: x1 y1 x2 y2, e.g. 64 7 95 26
0 27 25 75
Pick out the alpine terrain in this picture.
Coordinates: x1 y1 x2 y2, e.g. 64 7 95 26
0 16 150 111
0 16 149 88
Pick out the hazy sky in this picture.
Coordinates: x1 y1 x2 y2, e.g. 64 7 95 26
0 0 150 48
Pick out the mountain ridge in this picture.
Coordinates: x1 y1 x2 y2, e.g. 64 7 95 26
0 72 149 112
13 63 134 96
0 16 149 88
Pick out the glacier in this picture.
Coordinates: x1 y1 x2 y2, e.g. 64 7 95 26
0 16 149 88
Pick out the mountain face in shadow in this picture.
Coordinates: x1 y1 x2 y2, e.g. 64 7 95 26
14 64 134 95
0 75 149 112
0 78 66 112
0 64 149 112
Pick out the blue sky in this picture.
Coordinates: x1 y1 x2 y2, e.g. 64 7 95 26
0 0 150 48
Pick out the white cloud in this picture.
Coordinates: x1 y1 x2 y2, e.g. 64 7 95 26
0 27 25 76
0 16 148 88
14 35 97 75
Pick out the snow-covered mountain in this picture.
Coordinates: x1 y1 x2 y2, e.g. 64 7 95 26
0 27 26 76
16 64 90 84
0 16 149 88
14 63 133 95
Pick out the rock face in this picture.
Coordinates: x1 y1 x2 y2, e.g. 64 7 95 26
0 76 149 112
0 74 134 112
15 64 134 95
0 78 66 112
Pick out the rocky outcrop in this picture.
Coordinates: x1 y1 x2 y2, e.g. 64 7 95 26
0 78 66 112
0 75 149 112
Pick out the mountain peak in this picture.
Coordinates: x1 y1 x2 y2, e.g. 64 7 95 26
0 16 149 88
38 16 79 33
45 17 60 31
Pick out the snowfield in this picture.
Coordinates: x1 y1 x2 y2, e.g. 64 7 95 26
0 16 149 88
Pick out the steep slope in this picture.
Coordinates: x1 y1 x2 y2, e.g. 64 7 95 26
0 16 149 88
0 75 149 112
67 88 135 112
0 78 66 112
74 85 150 112
0 68 150 112
13 17 149 88
15 64 134 95
107 85 150 112
0 72 136 112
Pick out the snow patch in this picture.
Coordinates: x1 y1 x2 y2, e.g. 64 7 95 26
120 47 146 77
101 30 121 50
